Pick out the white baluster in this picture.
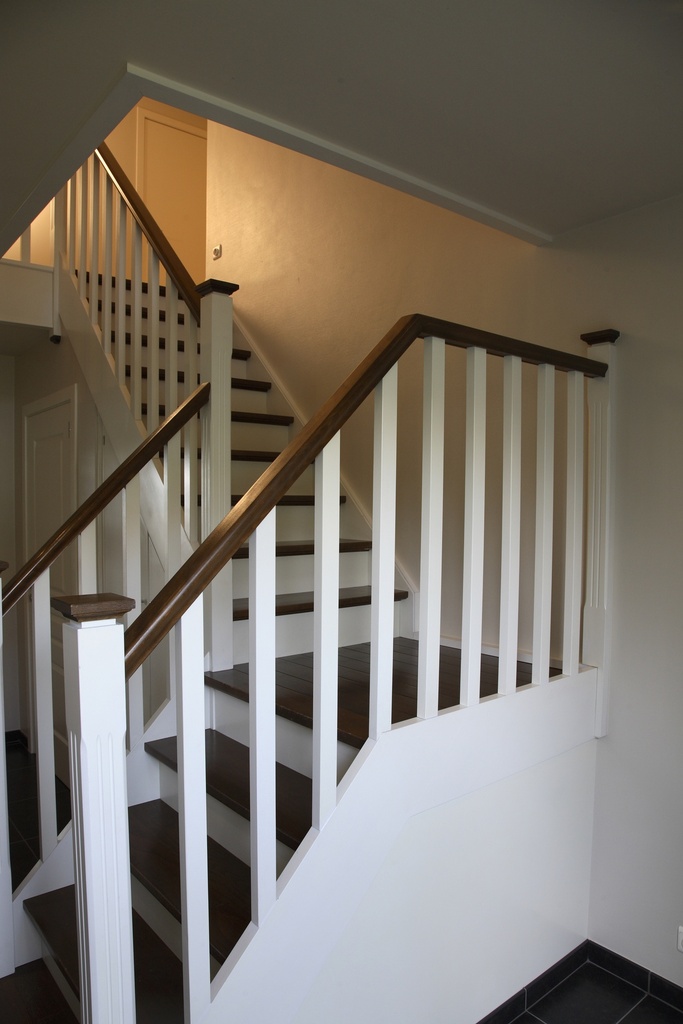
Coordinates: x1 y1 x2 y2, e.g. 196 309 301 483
460 346 487 707
369 364 398 739
131 225 143 424
498 354 522 696
532 364 555 685
89 159 100 329
52 188 66 341
32 570 58 859
563 370 585 677
19 226 30 265
101 173 113 359
67 173 77 278
313 433 340 829
78 520 98 595
199 282 235 668
78 162 88 300
62 603 136 1024
123 477 144 748
417 337 445 720
0 569 14 977
583 344 615 736
175 596 211 1021
114 202 127 389
249 511 277 922
147 249 160 434
185 316 200 545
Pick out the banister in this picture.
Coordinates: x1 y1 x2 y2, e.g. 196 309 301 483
2 382 210 617
95 142 201 324
124 313 607 677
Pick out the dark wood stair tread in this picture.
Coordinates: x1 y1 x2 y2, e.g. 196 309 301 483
128 799 251 967
232 448 281 462
205 638 555 749
145 730 311 850
23 885 184 1022
231 377 271 392
233 585 409 621
231 410 294 426
233 538 371 559
232 348 251 361
232 493 347 506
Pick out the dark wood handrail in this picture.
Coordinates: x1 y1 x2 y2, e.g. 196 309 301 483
124 314 607 676
2 383 210 617
95 142 200 323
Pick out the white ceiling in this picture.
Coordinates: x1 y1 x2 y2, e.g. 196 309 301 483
2 0 683 248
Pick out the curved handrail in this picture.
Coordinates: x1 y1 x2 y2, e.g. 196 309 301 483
124 313 607 676
2 382 210 617
95 142 200 324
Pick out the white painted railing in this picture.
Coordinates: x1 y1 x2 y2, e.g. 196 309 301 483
111 316 612 1022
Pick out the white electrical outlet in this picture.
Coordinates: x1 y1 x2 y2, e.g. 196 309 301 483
212 244 222 260
677 926 683 953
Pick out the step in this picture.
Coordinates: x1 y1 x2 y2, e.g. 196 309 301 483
232 493 347 506
233 538 371 559
128 799 251 968
233 585 408 621
23 885 184 1022
232 410 293 427
232 347 251 361
231 377 271 393
145 730 311 850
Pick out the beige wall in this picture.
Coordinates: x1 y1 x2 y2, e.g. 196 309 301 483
107 99 207 284
206 124 578 656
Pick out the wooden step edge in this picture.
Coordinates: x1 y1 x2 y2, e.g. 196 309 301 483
232 347 251 361
233 586 409 621
231 493 347 506
128 800 251 966
204 674 365 749
23 885 185 1021
232 538 372 559
231 410 294 426
145 731 312 849
231 377 271 392
231 448 281 462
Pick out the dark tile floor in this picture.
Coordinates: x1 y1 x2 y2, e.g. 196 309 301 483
517 961 683 1023
481 944 683 1024
6 736 71 891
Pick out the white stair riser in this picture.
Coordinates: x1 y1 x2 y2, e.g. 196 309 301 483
232 549 372 598
231 460 315 494
131 875 222 977
157 765 293 872
210 689 358 782
230 420 291 449
232 601 404 664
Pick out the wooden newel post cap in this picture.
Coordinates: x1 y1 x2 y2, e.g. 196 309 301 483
196 279 239 297
51 593 136 623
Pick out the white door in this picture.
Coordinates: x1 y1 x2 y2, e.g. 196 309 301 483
23 386 77 782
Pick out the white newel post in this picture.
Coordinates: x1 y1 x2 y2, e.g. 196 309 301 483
57 593 137 1024
198 279 239 672
0 564 15 978
581 331 618 737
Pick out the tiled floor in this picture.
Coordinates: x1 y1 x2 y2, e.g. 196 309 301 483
518 962 683 1023
481 943 683 1024
6 735 71 891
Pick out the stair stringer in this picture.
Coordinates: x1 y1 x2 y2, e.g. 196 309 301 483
207 668 597 1024
57 257 192 576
